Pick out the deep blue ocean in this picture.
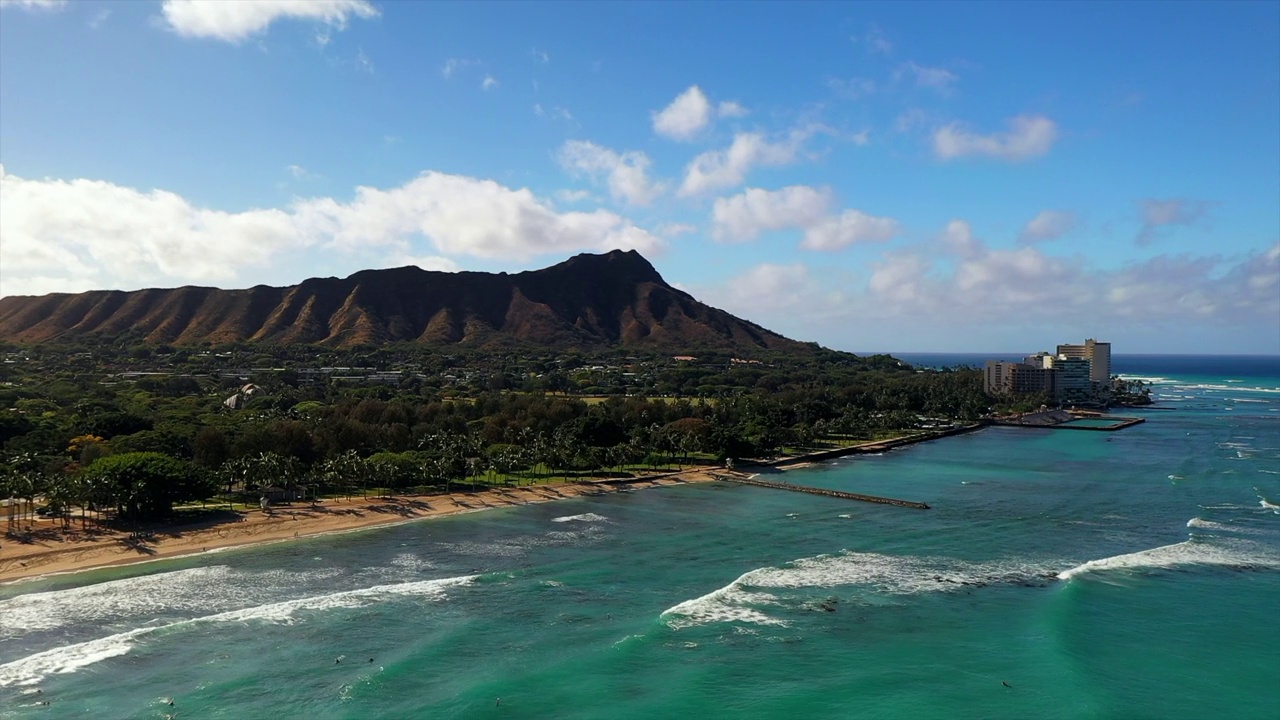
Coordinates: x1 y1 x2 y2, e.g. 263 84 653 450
1 355 1277 719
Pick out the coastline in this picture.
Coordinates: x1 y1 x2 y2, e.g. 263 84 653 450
0 471 716 584
0 430 982 585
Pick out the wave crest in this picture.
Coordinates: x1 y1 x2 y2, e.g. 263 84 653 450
661 551 1060 629
0 574 474 687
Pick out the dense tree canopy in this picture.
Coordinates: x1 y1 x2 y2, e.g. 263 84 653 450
80 452 214 522
1 341 997 527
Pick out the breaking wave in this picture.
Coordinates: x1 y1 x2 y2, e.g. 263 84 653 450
0 575 474 687
661 551 1061 629
1057 539 1280 580
551 513 610 524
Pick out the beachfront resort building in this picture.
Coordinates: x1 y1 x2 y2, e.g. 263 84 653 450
983 338 1112 404
1056 339 1111 385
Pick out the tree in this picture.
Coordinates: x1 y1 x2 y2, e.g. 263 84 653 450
81 452 214 523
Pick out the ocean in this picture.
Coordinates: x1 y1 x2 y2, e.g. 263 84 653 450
1 356 1277 719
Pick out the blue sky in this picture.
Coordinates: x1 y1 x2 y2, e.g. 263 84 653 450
1 0 1277 354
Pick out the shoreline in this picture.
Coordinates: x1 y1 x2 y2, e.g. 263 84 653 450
0 429 984 585
0 471 716 584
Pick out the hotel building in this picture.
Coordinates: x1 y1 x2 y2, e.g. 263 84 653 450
983 338 1114 404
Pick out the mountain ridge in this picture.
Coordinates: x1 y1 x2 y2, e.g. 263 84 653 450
0 250 808 352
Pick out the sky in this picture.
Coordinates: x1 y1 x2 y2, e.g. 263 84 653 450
1 0 1277 354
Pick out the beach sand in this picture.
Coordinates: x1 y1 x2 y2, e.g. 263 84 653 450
0 471 716 583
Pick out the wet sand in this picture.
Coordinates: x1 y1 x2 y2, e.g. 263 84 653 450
0 471 715 583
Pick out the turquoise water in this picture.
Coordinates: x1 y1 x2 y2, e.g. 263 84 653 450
1061 418 1129 428
2 361 1278 719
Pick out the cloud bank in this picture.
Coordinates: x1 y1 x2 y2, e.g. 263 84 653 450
0 165 661 297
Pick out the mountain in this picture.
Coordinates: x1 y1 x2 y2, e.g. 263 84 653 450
0 250 807 352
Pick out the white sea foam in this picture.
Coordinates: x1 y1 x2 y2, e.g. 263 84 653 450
213 574 474 624
1176 383 1280 395
0 565 358 640
661 551 1060 629
1057 539 1280 581
551 513 609 523
0 627 150 686
1117 375 1173 384
0 566 238 635
1185 518 1270 536
0 574 475 686
661 569 784 629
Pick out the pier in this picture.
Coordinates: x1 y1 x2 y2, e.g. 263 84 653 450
991 410 1144 432
713 473 930 509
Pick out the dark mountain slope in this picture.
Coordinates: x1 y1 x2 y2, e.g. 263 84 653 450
0 250 806 352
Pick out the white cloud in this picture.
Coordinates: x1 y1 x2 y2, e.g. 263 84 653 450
286 164 321 180
801 210 901 251
557 140 664 206
700 263 821 318
88 7 111 28
893 108 928 133
380 252 460 273
696 228 1279 352
829 77 877 100
0 0 67 9
653 86 713 141
0 164 302 295
711 186 831 242
679 128 818 196
0 164 663 296
656 223 698 238
652 86 749 141
939 219 981 257
535 104 574 123
933 115 1058 161
899 62 958 91
481 75 498 91
291 173 663 260
1137 198 1212 245
442 58 476 79
862 221 1279 328
355 48 373 74
710 185 899 251
555 189 592 203
861 25 893 55
1019 210 1077 243
531 48 550 64
160 0 378 43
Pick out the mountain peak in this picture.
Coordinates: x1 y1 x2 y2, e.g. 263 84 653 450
0 251 803 351
542 249 665 286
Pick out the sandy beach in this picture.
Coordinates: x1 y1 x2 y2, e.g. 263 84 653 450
0 471 716 584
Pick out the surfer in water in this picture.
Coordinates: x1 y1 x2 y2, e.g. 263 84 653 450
1002 681 1012 688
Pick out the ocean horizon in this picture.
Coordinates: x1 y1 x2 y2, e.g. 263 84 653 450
2 355 1277 718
